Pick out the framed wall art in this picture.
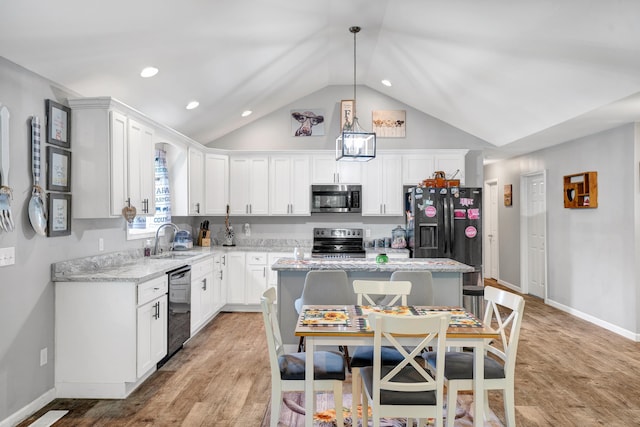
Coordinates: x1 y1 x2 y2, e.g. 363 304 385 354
290 109 325 136
45 99 71 148
46 146 71 192
504 184 513 206
340 100 354 131
47 193 72 237
372 110 406 137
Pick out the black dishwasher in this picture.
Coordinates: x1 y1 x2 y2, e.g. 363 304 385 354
158 265 191 367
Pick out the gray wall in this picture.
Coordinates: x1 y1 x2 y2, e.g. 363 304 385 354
484 124 638 334
206 84 491 187
0 58 145 422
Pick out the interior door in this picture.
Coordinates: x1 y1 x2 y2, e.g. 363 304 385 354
524 173 547 299
484 180 499 280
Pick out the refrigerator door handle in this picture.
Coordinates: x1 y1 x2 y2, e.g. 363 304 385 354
443 196 449 255
449 197 455 256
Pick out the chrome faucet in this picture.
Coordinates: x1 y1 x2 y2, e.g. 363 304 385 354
153 223 180 255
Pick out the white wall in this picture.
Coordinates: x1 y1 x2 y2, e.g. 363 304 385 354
484 124 639 335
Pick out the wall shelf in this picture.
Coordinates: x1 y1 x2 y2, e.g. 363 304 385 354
563 171 597 208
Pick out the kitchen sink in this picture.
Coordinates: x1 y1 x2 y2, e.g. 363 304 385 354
150 251 201 260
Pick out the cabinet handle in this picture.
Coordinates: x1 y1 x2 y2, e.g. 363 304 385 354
202 278 207 290
383 204 386 214
263 267 266 277
219 271 223 280
246 204 249 214
153 301 159 320
195 202 200 214
222 255 226 266
250 204 252 214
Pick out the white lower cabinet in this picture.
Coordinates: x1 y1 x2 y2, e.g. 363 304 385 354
267 252 289 288
55 275 168 398
136 294 168 376
190 258 216 335
224 251 268 309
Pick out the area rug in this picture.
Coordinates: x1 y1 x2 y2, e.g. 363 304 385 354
261 391 504 427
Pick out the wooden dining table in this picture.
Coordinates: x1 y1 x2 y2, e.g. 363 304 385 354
295 305 500 427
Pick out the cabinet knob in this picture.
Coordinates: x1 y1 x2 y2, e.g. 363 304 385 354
202 278 207 290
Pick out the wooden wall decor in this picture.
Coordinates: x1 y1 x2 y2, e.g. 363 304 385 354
504 184 512 206
563 171 597 208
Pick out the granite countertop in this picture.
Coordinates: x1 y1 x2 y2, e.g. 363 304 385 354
271 257 474 273
52 247 216 283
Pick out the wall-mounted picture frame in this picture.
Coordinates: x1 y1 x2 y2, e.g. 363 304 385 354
504 184 513 206
45 99 71 148
46 146 71 192
290 109 325 136
340 100 354 131
47 193 72 237
372 110 406 137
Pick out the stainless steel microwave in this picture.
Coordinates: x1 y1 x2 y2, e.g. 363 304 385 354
311 184 361 213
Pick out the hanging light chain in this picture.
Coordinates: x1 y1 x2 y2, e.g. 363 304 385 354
350 26 361 117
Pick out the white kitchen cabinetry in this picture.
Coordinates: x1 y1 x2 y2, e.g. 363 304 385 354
205 153 229 215
213 253 226 310
224 251 268 309
362 155 403 216
55 275 168 398
402 151 467 186
188 147 205 215
69 98 157 218
311 155 362 184
267 252 289 288
190 258 215 335
229 156 269 215
270 155 311 215
225 251 246 305
245 252 268 305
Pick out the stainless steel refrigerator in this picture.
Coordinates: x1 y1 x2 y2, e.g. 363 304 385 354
405 186 482 286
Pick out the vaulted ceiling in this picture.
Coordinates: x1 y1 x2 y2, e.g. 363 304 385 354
2 0 640 160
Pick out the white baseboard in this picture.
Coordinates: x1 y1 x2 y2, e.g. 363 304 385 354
0 388 55 427
496 278 520 292
545 298 639 342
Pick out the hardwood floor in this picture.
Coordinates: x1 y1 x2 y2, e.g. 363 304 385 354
19 282 640 426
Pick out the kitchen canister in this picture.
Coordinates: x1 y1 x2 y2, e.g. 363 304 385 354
293 247 304 260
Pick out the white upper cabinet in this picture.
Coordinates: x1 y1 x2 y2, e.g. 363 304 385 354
362 154 403 216
204 153 229 215
311 155 362 184
229 156 269 215
402 150 467 186
188 147 205 215
270 155 311 215
69 97 156 219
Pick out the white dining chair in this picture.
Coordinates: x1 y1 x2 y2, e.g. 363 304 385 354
424 286 525 427
261 287 345 427
350 279 412 424
361 311 451 427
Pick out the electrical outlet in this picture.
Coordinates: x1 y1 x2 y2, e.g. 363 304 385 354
40 348 48 366
99 238 104 251
0 247 15 266
365 229 371 238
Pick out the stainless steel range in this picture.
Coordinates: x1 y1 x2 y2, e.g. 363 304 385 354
311 227 366 258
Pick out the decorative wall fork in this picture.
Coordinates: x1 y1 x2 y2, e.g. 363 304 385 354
0 104 14 232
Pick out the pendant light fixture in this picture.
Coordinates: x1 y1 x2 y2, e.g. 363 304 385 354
336 26 376 161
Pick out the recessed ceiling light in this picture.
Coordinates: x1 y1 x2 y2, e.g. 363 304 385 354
241 110 253 117
381 79 392 87
186 101 200 110
140 66 159 78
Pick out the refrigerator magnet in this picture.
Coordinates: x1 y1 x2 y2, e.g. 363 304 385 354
465 226 478 238
425 206 437 217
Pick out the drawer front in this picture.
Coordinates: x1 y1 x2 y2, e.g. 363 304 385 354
138 275 168 306
191 258 213 278
246 252 267 265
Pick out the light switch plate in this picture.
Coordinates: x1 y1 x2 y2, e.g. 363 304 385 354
0 247 15 266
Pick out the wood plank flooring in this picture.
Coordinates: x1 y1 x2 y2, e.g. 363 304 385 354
18 281 640 426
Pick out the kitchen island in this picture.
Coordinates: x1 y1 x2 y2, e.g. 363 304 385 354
271 257 474 347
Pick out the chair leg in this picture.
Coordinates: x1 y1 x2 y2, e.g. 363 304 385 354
504 387 516 427
446 382 458 427
339 345 351 372
270 386 282 427
351 368 361 427
362 387 369 426
297 336 305 352
333 381 344 427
